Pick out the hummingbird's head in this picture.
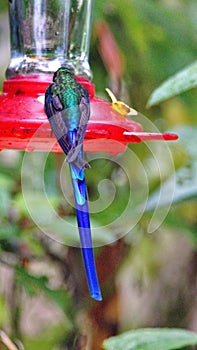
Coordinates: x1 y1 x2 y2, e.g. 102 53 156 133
53 66 75 82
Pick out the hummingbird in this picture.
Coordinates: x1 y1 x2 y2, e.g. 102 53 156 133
44 67 102 301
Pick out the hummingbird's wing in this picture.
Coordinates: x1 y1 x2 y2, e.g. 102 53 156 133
50 111 72 154
45 86 88 169
45 86 71 155
66 85 90 168
77 85 90 146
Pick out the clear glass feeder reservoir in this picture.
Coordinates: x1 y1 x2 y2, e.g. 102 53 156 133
7 0 93 78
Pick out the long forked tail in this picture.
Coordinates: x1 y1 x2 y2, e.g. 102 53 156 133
69 163 102 301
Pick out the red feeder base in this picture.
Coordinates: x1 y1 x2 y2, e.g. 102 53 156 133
0 75 178 155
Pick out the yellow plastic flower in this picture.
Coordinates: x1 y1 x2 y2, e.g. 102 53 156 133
105 88 138 116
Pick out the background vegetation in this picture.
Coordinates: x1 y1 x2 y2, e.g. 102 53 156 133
0 0 196 349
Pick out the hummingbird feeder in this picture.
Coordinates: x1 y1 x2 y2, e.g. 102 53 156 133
0 0 178 155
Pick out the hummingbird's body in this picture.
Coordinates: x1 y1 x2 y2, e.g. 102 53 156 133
45 67 102 301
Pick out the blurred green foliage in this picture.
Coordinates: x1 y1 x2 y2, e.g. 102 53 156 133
0 2 7 12
0 0 197 349
147 60 197 106
91 0 197 109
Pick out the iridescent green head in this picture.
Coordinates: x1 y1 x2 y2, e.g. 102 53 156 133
53 66 75 82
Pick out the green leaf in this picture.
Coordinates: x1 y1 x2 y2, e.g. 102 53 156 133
147 60 197 107
0 294 9 326
103 328 197 350
0 224 18 240
140 160 197 234
23 324 72 350
0 2 8 13
174 125 197 159
145 160 197 211
14 191 60 220
164 210 197 246
15 266 72 313
0 174 14 217
143 126 197 211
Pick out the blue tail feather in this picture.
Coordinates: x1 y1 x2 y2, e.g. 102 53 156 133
69 164 86 205
69 163 102 301
81 248 102 301
68 130 102 301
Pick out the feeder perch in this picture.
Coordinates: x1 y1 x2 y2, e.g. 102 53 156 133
0 0 178 155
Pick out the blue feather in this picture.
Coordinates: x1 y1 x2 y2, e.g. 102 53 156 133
69 130 102 301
